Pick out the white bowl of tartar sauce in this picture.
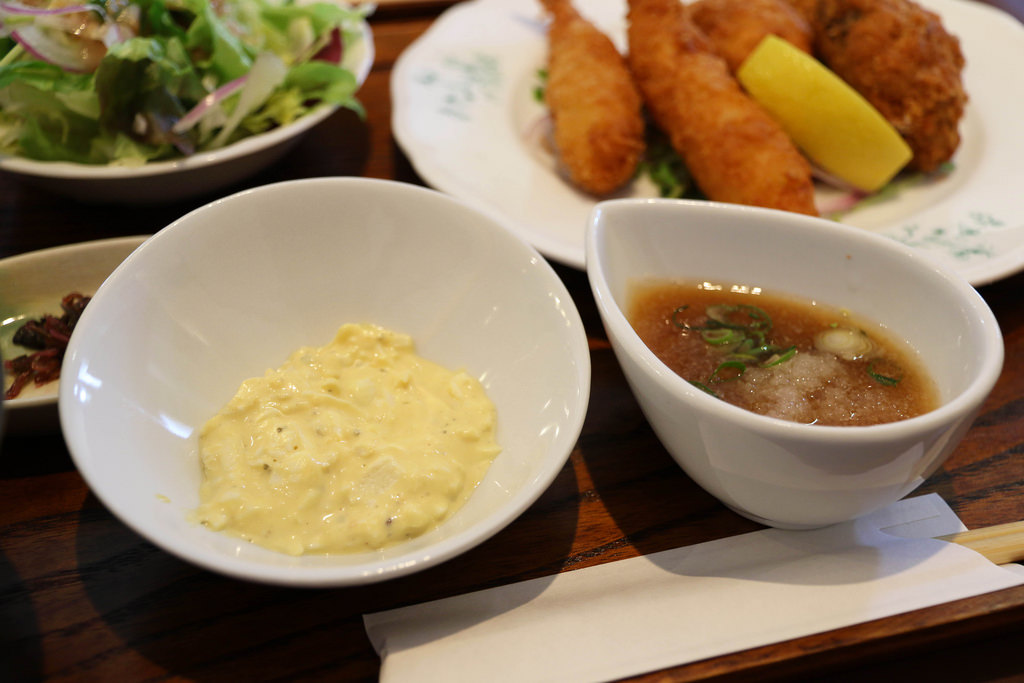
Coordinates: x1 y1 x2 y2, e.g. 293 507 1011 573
59 177 591 587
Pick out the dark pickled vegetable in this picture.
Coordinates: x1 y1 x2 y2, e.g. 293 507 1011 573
4 292 90 399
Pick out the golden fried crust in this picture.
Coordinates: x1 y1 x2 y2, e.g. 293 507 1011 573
627 0 819 215
689 0 814 73
811 0 967 172
782 0 821 25
541 0 646 196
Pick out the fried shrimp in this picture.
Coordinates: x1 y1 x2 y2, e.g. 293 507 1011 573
688 0 814 73
540 0 645 196
626 0 818 215
806 0 967 172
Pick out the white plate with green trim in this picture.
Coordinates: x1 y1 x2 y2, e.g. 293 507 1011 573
391 0 1024 285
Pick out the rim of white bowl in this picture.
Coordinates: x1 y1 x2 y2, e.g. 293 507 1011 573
0 20 374 182
585 198 1005 443
60 177 591 587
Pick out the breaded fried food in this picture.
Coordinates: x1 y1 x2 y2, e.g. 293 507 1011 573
540 0 645 196
782 0 820 25
808 0 967 172
626 0 818 215
689 0 814 73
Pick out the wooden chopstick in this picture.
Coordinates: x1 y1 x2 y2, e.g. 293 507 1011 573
938 521 1024 565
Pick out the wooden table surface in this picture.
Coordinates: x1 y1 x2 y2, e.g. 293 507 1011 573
2 1 1024 680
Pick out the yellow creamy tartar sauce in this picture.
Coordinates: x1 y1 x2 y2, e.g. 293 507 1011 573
191 323 501 556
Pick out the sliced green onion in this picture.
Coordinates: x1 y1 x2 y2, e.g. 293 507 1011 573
868 363 902 386
743 305 772 330
689 381 719 397
710 360 746 383
671 305 691 330
733 338 754 354
704 305 736 327
726 339 759 362
761 345 797 367
672 300 800 379
728 336 767 361
701 328 741 345
705 304 771 330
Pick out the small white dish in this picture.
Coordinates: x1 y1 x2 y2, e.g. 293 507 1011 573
0 21 373 204
1 235 149 434
392 0 1024 285
59 177 591 586
586 198 1003 529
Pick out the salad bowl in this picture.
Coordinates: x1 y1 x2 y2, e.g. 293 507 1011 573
0 1 374 204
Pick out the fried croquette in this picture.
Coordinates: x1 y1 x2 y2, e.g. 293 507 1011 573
626 0 818 215
806 0 967 172
781 0 821 25
540 0 646 196
689 0 814 73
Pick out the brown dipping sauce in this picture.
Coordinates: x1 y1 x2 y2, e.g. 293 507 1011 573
628 280 939 426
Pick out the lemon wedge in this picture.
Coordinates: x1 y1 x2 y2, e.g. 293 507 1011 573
737 35 912 193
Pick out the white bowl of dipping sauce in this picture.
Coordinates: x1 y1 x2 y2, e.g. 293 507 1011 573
586 198 1003 529
59 178 590 586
